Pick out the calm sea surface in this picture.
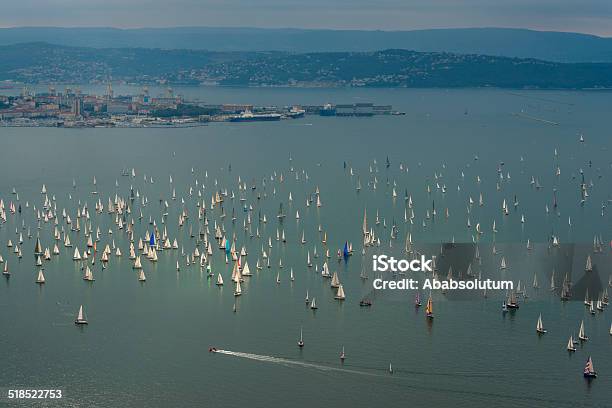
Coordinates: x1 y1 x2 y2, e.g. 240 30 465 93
0 87 611 407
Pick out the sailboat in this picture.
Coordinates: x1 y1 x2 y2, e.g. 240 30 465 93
216 273 224 286
331 271 340 288
133 256 142 269
425 293 434 318
334 284 346 300
277 203 285 219
83 266 95 281
74 305 88 325
34 237 42 254
310 297 317 310
234 280 242 296
36 269 45 284
596 297 604 311
583 356 597 378
389 362 393 374
536 314 547 334
578 320 588 341
550 271 556 292
297 328 304 348
138 270 146 282
73 247 81 261
242 261 252 276
560 273 572 301
567 336 576 352
584 289 590 305
506 290 519 309
340 346 345 361
415 292 422 307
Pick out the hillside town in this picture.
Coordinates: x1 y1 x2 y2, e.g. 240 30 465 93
0 84 398 127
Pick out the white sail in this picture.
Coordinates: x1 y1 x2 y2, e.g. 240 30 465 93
567 336 576 351
579 320 588 340
75 305 87 324
83 266 94 281
550 271 556 291
536 314 546 333
331 271 340 288
335 284 346 300
36 269 45 283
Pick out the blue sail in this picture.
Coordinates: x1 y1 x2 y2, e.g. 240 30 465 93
343 242 349 257
225 239 231 254
150 232 155 247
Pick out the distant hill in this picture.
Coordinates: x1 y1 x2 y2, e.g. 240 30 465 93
1 27 612 62
0 42 257 84
2 42 612 89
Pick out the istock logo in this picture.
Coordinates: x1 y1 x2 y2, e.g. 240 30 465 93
372 254 433 272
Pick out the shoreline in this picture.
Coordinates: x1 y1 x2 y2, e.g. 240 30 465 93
4 83 612 93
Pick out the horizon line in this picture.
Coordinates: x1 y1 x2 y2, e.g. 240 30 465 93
0 25 609 39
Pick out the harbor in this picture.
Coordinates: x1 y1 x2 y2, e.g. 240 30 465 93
0 85 401 128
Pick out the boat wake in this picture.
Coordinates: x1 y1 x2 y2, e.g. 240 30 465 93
213 349 580 407
213 350 384 378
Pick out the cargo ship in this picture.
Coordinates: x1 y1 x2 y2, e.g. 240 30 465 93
229 110 281 122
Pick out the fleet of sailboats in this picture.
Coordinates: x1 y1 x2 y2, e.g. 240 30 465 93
0 146 608 380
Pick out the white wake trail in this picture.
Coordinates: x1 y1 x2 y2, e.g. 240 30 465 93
214 350 384 377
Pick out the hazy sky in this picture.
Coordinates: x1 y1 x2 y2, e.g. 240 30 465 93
2 0 612 36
